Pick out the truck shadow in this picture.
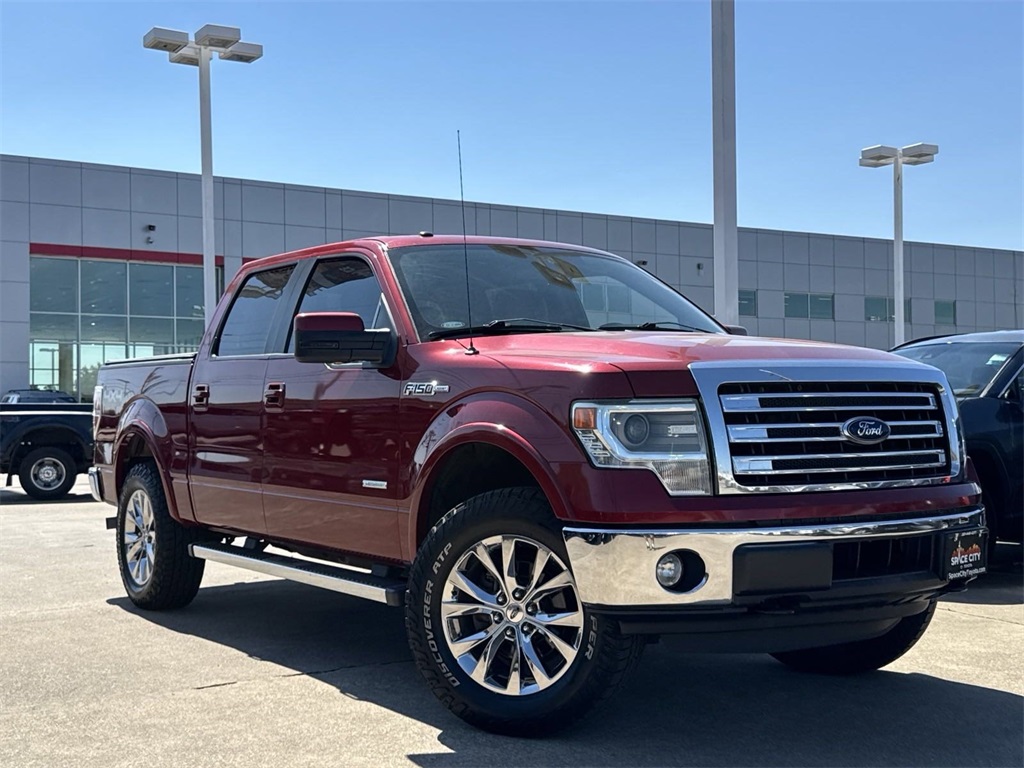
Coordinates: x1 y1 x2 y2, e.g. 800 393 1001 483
108 580 1022 767
0 488 95 505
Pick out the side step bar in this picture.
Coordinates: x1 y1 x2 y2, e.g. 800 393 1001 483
189 542 406 607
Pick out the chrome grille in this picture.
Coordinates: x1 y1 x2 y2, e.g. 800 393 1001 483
719 381 950 488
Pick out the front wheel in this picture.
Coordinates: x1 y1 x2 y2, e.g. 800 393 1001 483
18 446 76 500
406 487 644 736
771 600 937 675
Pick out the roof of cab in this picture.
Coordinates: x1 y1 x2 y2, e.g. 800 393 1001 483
238 234 614 272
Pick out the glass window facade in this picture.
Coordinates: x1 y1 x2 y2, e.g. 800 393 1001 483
865 296 912 323
785 292 833 319
935 299 957 326
738 289 757 317
28 256 222 400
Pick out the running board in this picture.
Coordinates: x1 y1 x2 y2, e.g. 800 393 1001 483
189 542 406 607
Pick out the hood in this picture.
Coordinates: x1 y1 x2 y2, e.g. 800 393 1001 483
469 331 907 397
471 331 898 368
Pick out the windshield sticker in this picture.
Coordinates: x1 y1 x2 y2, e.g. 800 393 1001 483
986 354 1009 365
442 321 464 328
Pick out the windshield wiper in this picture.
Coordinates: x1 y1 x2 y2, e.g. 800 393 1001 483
427 318 594 341
598 321 706 333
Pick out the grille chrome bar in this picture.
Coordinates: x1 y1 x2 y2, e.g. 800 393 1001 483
721 392 936 412
734 451 947 474
727 420 943 442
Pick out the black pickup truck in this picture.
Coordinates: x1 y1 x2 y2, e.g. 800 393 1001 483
1 402 94 500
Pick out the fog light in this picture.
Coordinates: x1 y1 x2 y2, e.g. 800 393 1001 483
656 553 683 588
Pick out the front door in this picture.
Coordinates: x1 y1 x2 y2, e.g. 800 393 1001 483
188 263 296 533
262 255 403 561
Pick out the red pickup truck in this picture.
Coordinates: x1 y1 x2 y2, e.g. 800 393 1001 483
92 235 987 735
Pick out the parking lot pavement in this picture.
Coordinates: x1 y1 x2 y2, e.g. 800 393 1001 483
1 479 1021 768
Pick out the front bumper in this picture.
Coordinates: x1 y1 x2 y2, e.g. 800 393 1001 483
87 467 103 502
562 506 985 609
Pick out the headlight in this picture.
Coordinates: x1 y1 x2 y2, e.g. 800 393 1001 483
571 400 712 495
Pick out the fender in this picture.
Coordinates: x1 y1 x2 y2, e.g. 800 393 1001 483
113 397 182 523
405 391 583 558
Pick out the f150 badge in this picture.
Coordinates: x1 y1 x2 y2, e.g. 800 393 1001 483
403 381 450 397
841 416 891 445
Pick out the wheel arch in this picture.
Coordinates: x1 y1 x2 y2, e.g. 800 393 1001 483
407 425 573 560
113 416 179 522
8 423 89 470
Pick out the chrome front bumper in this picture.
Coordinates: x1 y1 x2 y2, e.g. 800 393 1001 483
562 507 985 608
87 467 103 502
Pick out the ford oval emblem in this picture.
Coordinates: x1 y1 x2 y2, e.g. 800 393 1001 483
841 416 891 445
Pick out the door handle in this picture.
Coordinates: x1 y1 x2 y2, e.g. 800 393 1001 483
192 384 210 410
264 382 286 408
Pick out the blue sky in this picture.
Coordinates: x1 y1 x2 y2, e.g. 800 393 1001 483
1 1 1021 250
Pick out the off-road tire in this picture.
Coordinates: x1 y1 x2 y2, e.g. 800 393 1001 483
406 487 644 736
116 461 205 610
18 446 76 500
771 600 937 675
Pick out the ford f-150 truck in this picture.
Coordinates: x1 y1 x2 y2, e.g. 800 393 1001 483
92 235 987 735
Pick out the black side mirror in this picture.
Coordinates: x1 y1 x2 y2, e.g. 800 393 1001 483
724 324 748 336
293 312 395 366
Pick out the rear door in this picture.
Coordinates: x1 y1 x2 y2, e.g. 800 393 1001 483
188 264 298 533
261 253 404 561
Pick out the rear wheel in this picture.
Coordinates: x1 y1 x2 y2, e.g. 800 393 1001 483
18 446 76 500
406 487 644 736
771 600 937 675
116 462 205 610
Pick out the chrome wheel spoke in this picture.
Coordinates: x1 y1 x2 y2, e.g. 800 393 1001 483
526 569 573 602
525 548 551 595
440 601 493 621
448 569 501 609
534 610 583 629
470 542 505 594
532 622 579 660
520 633 555 691
507 640 523 694
470 632 507 686
500 537 520 597
449 625 499 656
125 538 143 561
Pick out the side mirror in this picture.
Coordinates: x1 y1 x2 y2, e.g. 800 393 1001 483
724 324 748 336
293 312 395 366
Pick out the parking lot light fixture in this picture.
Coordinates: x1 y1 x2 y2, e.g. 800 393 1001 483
142 24 264 328
859 142 939 346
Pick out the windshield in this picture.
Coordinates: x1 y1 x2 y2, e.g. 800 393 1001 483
388 244 724 339
894 341 1019 398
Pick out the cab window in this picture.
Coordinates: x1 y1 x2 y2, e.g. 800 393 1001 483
216 265 295 356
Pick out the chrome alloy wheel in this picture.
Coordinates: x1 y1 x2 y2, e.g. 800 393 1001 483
30 457 66 491
441 535 584 696
123 489 156 588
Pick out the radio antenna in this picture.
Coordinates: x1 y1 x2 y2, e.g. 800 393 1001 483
458 130 478 355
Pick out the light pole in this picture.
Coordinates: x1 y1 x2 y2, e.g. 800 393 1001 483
711 0 738 326
859 143 939 346
143 25 263 328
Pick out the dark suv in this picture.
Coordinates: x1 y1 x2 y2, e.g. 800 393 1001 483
894 330 1023 543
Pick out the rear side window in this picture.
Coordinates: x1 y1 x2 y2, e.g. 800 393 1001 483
216 265 295 356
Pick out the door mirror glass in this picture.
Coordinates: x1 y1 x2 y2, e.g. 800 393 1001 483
293 312 394 365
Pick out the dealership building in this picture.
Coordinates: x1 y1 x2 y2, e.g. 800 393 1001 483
1 153 1021 400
